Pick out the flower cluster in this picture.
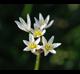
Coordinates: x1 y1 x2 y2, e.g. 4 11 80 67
15 13 61 56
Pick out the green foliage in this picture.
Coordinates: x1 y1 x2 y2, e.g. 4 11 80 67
21 4 33 18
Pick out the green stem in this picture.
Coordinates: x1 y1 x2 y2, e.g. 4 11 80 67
34 53 40 70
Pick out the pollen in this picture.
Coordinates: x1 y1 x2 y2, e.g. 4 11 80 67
34 29 42 37
28 42 37 49
45 43 53 51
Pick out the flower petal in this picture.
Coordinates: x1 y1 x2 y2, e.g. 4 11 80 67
27 14 31 29
42 36 47 45
34 17 40 28
19 17 27 26
23 40 29 45
40 23 46 30
31 48 36 53
39 15 50 30
15 21 28 32
15 16 31 32
29 33 34 42
34 23 40 29
37 45 42 49
45 15 50 24
50 49 56 54
23 47 30 51
39 13 44 21
30 28 34 33
35 38 40 44
53 43 61 48
45 20 54 29
34 17 39 24
48 36 54 44
42 29 46 35
44 50 49 56
15 20 23 29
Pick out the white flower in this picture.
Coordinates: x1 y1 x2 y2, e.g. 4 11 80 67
23 33 41 54
15 13 46 38
42 36 61 56
15 14 32 32
15 13 62 56
34 13 54 30
31 28 46 38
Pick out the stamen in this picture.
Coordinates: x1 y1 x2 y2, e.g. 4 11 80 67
28 42 37 49
45 43 53 51
34 29 42 37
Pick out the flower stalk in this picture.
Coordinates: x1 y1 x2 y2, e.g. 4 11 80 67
34 53 40 70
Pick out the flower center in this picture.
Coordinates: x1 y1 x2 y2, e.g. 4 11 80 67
45 43 53 51
34 29 42 37
28 42 37 49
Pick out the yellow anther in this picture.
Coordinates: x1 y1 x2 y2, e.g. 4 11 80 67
34 29 42 37
28 42 37 49
45 43 53 51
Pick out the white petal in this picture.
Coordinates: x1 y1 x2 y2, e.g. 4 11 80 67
53 43 61 48
15 17 31 32
30 28 34 33
50 49 56 54
34 17 39 24
40 15 50 30
34 17 40 29
19 17 27 26
39 13 44 21
48 36 54 44
44 50 49 56
23 47 30 51
23 40 29 45
34 23 40 29
15 20 23 29
32 51 37 55
15 21 28 32
42 36 47 45
45 15 50 24
42 29 46 35
35 38 40 44
29 33 34 42
31 48 36 53
34 23 38 29
27 14 31 27
37 45 42 49
45 20 54 29
40 23 46 30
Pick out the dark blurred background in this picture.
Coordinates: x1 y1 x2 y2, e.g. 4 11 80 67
0 4 80 70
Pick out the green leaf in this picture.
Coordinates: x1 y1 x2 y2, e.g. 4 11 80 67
21 4 33 18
